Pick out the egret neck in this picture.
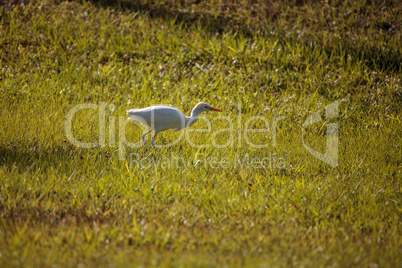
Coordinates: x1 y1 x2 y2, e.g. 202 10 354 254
186 105 204 127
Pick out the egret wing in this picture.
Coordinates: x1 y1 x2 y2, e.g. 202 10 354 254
150 107 186 131
126 106 186 131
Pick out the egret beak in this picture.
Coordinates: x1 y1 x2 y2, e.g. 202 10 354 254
208 107 222 112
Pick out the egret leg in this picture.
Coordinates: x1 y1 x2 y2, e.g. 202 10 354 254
142 129 152 145
151 131 159 148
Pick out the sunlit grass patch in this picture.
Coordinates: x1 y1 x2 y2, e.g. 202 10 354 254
0 0 401 267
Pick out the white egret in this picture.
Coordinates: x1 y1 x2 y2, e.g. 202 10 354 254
126 102 221 147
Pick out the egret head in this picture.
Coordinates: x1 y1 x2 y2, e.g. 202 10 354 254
191 102 221 117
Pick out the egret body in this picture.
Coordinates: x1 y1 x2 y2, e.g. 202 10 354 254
126 102 221 147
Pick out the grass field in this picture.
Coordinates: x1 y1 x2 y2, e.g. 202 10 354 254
0 0 401 267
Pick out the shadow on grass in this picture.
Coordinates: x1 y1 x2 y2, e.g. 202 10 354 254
88 0 401 73
90 0 273 35
0 143 86 175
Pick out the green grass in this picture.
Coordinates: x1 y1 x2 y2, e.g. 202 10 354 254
0 0 401 267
